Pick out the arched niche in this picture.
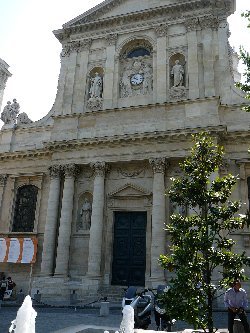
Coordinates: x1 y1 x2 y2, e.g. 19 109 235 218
76 192 93 232
169 53 186 88
86 67 104 111
118 39 153 98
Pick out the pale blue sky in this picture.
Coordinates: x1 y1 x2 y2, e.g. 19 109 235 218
0 0 249 123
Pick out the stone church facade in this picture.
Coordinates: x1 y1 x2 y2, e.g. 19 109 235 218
0 0 250 304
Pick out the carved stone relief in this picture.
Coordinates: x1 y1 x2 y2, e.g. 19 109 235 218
119 56 153 98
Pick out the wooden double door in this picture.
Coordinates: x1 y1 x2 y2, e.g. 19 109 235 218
111 211 147 286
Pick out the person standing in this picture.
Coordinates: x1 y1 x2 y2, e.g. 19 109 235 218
0 276 7 300
224 280 250 333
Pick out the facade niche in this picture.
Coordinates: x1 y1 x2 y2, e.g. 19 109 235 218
169 53 187 101
119 40 153 98
12 185 38 232
86 67 104 111
77 192 93 231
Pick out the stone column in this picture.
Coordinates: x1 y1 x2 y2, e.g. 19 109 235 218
185 18 200 100
200 16 219 97
40 165 61 276
103 34 117 109
149 157 167 285
87 162 107 277
73 39 92 113
54 164 79 276
155 25 167 103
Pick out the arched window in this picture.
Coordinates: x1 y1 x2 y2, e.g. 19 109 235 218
12 185 38 232
127 48 150 58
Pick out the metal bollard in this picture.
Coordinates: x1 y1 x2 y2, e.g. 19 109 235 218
100 301 110 317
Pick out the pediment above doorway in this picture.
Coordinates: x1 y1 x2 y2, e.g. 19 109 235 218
108 183 151 198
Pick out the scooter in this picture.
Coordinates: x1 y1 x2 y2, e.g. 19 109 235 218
152 285 176 331
122 286 154 329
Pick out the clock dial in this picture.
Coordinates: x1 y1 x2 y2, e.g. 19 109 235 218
131 73 144 85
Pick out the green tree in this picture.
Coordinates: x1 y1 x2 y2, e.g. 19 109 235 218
236 11 250 112
159 133 250 332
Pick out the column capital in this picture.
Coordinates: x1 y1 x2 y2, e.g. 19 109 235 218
90 161 109 177
154 24 168 37
49 165 62 179
184 18 199 32
63 164 80 178
149 157 169 174
105 33 118 46
0 174 7 186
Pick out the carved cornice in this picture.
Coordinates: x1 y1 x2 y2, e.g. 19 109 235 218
54 0 230 43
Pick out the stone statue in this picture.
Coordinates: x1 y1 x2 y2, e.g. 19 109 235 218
1 99 20 125
171 60 184 87
17 112 33 125
80 198 92 230
89 72 102 98
120 66 132 98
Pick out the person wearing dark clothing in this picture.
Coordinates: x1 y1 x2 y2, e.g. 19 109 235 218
224 280 250 333
0 276 7 300
7 276 16 290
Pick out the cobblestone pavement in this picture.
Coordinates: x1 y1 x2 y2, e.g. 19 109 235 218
1 305 248 333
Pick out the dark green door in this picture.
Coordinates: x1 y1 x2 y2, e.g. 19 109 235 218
111 211 147 286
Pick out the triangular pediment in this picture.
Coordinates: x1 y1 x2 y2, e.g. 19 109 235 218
64 0 189 27
108 183 151 198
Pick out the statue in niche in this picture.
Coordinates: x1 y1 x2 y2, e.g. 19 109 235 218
171 60 184 87
80 198 92 230
89 72 103 98
120 65 133 98
1 99 20 125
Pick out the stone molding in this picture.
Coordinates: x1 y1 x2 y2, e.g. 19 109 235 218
149 157 167 174
0 174 7 186
49 165 62 179
54 0 230 42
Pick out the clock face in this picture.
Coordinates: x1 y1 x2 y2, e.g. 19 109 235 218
130 73 144 85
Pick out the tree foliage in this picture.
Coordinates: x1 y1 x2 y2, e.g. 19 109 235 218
236 11 250 112
159 133 250 332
